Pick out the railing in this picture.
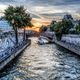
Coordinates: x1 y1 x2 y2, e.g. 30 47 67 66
0 39 31 64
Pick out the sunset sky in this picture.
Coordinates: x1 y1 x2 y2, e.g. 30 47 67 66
0 0 80 31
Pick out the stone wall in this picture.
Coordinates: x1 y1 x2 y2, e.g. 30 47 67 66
61 35 80 46
54 40 80 56
0 39 31 70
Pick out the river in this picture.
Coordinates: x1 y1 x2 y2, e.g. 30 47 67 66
0 37 80 80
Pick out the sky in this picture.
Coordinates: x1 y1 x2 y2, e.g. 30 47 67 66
0 0 80 31
0 0 80 18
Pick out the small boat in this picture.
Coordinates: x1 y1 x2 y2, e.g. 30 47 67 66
38 36 49 45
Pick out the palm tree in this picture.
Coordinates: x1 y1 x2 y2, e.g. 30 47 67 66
4 6 32 44
20 12 32 41
14 6 32 41
4 6 18 44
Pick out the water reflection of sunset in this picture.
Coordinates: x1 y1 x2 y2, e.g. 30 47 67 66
25 18 51 32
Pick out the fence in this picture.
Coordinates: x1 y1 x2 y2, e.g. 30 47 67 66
0 39 31 64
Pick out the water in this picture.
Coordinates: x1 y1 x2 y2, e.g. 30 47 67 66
0 37 80 80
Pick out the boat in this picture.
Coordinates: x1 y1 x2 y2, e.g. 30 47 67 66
38 36 49 45
38 31 56 45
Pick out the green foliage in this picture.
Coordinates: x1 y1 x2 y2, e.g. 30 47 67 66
50 20 73 33
61 19 73 34
4 6 32 43
69 29 77 34
4 6 32 29
76 25 80 34
54 22 63 40
39 25 48 32
54 22 62 34
50 21 56 31
50 19 73 40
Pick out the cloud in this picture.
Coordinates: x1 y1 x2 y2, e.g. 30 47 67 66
0 4 8 12
0 0 80 20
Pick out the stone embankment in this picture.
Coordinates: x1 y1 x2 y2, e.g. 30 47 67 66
54 40 80 55
0 39 31 70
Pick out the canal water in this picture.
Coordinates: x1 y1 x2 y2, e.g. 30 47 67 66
0 37 80 80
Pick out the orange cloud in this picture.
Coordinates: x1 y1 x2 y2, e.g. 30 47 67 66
32 18 51 25
25 18 51 32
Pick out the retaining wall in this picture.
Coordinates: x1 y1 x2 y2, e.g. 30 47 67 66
0 39 31 70
54 40 80 55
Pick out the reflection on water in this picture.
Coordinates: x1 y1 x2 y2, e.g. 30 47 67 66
1 37 80 80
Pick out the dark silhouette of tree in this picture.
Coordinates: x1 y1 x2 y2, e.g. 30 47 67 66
4 6 32 43
76 25 80 34
39 25 48 32
50 18 74 40
50 21 56 31
62 19 74 34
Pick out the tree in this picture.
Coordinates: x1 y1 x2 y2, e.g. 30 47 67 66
49 19 73 40
14 6 32 41
50 21 56 31
39 25 48 32
62 19 73 34
63 14 73 20
4 6 32 43
4 6 19 44
54 22 63 40
76 25 80 34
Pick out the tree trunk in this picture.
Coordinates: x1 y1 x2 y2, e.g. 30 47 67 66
14 27 18 44
23 28 26 41
56 33 62 41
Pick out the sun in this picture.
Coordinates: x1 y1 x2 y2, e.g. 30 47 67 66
33 22 42 27
25 18 51 32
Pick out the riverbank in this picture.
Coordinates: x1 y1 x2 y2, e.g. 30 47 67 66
0 39 31 71
54 40 80 56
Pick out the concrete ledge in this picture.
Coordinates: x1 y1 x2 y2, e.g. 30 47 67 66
54 40 80 56
0 39 31 70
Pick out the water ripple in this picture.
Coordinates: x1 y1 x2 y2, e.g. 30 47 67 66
1 37 80 80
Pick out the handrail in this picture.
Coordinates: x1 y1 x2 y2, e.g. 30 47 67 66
0 39 30 63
